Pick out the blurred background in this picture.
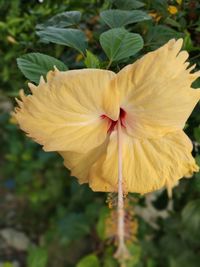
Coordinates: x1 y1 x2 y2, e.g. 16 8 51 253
0 0 200 266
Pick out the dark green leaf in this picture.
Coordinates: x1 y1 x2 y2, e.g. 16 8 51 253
76 254 100 267
103 247 118 267
146 25 184 49
170 251 200 267
36 11 81 29
194 127 200 142
100 28 143 62
100 9 151 28
164 17 181 29
182 200 200 235
151 0 168 14
17 53 68 84
57 213 90 243
113 0 145 9
192 78 200 89
37 27 87 54
96 207 109 240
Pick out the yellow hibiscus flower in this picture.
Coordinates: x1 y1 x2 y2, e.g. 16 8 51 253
14 39 200 195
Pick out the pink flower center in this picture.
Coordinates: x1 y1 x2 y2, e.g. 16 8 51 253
101 108 127 133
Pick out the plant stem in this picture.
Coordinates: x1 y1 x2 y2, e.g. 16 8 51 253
106 60 112 69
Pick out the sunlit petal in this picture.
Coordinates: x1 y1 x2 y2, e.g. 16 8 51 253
89 130 199 194
114 39 200 138
59 137 109 184
14 69 118 153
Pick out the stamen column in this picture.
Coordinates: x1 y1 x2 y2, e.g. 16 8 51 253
114 121 129 261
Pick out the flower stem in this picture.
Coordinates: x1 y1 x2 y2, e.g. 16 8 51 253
114 121 130 261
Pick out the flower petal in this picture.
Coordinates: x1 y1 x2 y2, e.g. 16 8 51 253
115 38 200 138
14 69 117 153
89 130 199 194
59 137 109 184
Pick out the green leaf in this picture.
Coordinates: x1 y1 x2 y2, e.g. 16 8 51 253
84 50 100 68
17 53 68 84
36 11 81 29
37 27 87 54
127 243 141 267
113 0 145 9
182 200 200 235
193 172 200 192
192 78 200 89
76 254 100 267
151 0 168 14
100 9 151 28
27 247 48 267
3 263 14 267
146 25 184 49
194 127 200 142
146 259 157 267
195 157 200 170
100 28 143 62
164 17 181 29
183 32 200 52
96 207 109 240
170 251 200 267
57 212 90 244
103 247 118 267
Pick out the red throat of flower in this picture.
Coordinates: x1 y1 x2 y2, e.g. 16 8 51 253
101 108 127 133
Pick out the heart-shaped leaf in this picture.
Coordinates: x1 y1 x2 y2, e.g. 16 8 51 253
17 53 68 84
37 27 87 54
100 9 151 28
36 11 81 29
146 25 184 49
100 28 143 62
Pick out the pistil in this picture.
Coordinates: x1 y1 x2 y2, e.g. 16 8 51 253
114 120 130 263
101 107 129 263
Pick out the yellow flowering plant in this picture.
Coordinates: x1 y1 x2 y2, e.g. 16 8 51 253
14 38 200 263
14 5 200 266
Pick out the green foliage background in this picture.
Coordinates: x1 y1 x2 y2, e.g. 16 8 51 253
0 0 200 266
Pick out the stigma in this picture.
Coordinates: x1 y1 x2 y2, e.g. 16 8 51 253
101 108 127 133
